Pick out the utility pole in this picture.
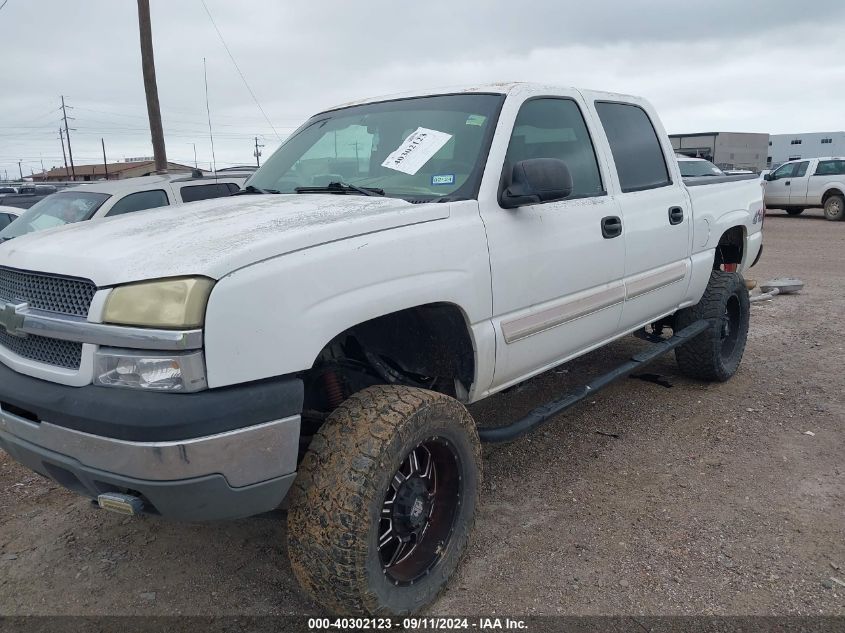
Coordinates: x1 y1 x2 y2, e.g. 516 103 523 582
137 0 168 174
18 161 23 180
190 143 197 168
59 128 69 178
61 96 76 180
253 136 264 167
102 138 109 180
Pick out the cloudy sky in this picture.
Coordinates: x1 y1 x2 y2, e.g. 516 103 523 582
1 0 844 179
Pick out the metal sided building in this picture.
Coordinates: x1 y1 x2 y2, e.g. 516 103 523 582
669 132 769 172
768 132 845 167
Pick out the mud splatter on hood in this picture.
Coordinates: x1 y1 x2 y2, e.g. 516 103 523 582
0 194 449 287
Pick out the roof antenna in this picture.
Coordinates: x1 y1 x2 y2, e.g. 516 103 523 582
203 57 218 180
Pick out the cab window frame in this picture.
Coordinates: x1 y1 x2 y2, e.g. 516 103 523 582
105 189 171 217
498 95 607 208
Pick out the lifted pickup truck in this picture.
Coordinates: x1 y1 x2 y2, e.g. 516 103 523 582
0 83 763 615
763 156 845 221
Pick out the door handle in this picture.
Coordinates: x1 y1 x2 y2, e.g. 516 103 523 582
601 216 622 239
785 180 790 186
668 206 684 225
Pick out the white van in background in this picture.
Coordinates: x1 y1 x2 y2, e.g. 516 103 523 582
0 172 248 242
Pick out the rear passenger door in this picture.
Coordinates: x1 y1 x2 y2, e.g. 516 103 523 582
480 92 626 390
591 100 691 330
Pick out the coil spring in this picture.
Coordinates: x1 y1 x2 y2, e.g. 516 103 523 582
322 369 345 409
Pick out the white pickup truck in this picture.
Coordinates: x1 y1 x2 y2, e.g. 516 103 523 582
763 156 845 221
0 83 763 615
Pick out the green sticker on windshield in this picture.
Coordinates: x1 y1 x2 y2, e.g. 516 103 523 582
465 114 486 126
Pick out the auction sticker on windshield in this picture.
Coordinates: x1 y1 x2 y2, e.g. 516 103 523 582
381 127 453 175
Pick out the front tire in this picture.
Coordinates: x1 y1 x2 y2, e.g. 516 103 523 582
823 195 844 221
675 271 750 382
287 385 481 615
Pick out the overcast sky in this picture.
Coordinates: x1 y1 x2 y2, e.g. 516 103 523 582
1 0 844 179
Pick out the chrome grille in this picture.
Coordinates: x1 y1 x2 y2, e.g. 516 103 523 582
0 266 97 318
0 329 83 369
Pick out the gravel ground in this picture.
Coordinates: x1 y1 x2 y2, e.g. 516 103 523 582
1 208 843 617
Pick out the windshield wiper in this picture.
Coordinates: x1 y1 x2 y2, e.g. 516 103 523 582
234 184 280 195
295 181 385 197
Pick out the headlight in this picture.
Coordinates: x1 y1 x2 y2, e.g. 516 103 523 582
103 277 214 329
94 348 207 392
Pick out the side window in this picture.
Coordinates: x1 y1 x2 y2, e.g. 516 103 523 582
814 160 845 176
0 214 13 229
794 161 810 177
772 163 796 179
106 190 169 217
180 183 236 203
227 182 241 193
595 102 671 193
504 98 604 199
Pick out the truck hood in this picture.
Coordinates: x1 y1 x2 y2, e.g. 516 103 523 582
0 194 449 287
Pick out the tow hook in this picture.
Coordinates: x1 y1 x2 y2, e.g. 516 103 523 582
97 493 145 516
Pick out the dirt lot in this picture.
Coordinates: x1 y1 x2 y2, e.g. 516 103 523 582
1 209 843 617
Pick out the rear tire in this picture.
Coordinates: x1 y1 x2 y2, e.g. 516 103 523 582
823 195 844 221
287 385 481 615
785 208 804 215
675 271 750 382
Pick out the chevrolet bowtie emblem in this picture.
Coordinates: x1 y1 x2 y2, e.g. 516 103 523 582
0 302 28 338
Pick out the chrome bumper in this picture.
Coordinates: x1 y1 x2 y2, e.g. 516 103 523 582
0 406 300 488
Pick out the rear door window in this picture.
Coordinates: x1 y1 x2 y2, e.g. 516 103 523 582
595 102 671 193
0 213 14 229
179 182 237 203
106 190 170 217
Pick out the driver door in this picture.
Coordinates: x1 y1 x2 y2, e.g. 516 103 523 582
765 162 798 207
479 92 625 391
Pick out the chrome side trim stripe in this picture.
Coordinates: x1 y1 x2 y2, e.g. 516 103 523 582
1 300 202 351
502 282 625 344
625 260 689 300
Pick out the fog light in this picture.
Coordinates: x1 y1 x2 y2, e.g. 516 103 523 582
94 348 207 392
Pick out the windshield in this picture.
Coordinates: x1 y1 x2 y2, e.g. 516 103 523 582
0 191 110 240
678 159 724 177
247 94 505 201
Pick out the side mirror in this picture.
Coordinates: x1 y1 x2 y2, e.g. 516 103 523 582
500 158 573 209
763 173 773 181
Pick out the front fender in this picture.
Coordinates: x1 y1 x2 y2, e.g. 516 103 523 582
203 207 492 388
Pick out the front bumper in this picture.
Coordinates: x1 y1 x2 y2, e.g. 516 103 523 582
0 362 304 520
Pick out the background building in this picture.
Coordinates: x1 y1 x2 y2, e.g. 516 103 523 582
669 132 769 172
768 132 845 167
29 160 195 182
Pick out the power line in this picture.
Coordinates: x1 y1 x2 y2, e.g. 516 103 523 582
199 0 281 141
0 1 9 13
203 57 217 174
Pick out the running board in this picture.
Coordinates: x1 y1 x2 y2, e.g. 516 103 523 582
477 319 710 444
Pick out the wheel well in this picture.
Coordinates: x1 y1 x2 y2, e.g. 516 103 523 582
302 303 476 416
714 226 745 270
822 188 844 204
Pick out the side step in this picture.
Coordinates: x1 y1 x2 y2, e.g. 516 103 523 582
477 319 709 444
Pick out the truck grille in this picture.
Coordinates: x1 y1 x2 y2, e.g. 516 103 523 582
0 267 96 370
0 329 83 370
0 266 97 318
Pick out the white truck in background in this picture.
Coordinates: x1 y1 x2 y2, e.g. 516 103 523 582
0 83 763 615
0 172 248 243
763 156 845 220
